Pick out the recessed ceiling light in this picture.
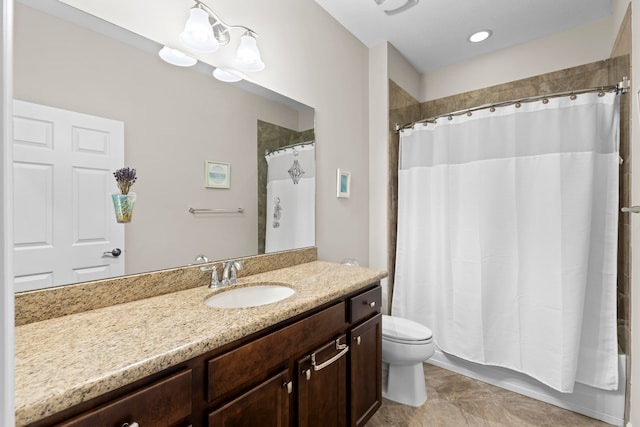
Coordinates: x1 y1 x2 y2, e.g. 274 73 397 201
468 30 492 43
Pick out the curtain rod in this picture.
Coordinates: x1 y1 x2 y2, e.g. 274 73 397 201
265 140 314 156
395 77 631 133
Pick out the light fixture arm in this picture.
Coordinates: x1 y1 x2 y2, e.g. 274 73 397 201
192 0 258 44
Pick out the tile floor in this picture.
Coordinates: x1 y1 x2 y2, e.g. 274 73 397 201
367 364 613 427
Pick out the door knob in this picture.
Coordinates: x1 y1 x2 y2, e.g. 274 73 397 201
103 248 122 257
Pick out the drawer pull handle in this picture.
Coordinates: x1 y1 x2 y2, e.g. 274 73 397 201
283 381 293 394
303 368 311 381
122 423 139 427
355 336 361 345
367 301 376 308
311 339 349 371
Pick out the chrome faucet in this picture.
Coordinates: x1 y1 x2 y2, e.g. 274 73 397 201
222 260 244 285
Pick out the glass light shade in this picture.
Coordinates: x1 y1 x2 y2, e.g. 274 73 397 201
179 8 219 53
235 34 265 72
158 46 197 67
213 68 245 83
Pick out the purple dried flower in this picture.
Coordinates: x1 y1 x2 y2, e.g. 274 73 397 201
113 167 137 195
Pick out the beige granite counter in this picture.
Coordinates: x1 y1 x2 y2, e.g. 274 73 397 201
15 261 386 426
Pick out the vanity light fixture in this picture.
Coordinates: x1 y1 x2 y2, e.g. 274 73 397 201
178 0 265 72
468 30 492 43
159 46 197 67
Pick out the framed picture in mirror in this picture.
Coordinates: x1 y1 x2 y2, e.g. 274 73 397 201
205 160 231 189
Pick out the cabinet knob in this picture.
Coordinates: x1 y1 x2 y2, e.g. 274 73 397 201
354 336 361 345
367 301 376 308
283 381 293 394
303 368 312 381
122 423 139 427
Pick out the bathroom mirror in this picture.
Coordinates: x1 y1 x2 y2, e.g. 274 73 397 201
13 0 315 292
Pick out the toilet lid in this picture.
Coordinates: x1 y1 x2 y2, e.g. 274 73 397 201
382 314 433 342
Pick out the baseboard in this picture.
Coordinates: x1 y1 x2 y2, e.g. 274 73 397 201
428 350 626 426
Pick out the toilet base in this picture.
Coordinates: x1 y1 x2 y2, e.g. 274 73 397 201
383 362 427 407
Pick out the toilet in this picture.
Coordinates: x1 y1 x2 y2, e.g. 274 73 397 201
382 314 435 407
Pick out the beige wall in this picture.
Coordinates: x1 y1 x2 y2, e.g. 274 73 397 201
14 4 306 274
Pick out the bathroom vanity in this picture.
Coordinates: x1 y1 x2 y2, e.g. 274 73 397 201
15 260 386 426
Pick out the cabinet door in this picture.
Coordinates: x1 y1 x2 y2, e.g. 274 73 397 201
297 335 348 427
209 369 290 427
349 313 382 427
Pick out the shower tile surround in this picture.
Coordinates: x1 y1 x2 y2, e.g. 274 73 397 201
15 247 318 326
388 55 631 356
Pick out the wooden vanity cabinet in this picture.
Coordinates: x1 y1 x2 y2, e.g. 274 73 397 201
31 282 382 427
207 283 381 427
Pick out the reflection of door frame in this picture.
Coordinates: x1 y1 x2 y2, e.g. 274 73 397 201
12 100 125 292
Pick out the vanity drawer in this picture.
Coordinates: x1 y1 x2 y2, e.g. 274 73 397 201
349 285 381 324
208 301 347 403
57 369 192 427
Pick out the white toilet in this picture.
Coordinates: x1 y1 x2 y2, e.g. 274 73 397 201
382 314 435 407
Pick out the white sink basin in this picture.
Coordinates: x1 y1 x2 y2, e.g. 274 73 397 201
205 283 295 309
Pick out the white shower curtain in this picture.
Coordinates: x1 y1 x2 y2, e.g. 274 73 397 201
393 92 620 393
265 143 315 253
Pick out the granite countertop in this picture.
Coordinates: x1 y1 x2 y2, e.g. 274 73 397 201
15 261 386 426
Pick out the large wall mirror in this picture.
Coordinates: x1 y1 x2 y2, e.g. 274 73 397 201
13 0 316 292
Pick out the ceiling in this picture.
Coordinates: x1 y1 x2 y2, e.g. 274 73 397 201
314 0 613 73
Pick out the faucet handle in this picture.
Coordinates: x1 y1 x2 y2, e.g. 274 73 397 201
201 265 222 288
211 266 220 285
228 260 244 284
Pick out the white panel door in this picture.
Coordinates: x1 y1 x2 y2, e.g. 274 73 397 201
13 100 125 292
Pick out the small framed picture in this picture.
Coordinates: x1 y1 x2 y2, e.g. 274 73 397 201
205 160 231 189
337 169 351 198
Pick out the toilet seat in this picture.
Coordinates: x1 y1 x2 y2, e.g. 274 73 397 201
382 315 433 344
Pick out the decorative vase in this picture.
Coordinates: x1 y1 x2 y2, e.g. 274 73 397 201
112 193 136 223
